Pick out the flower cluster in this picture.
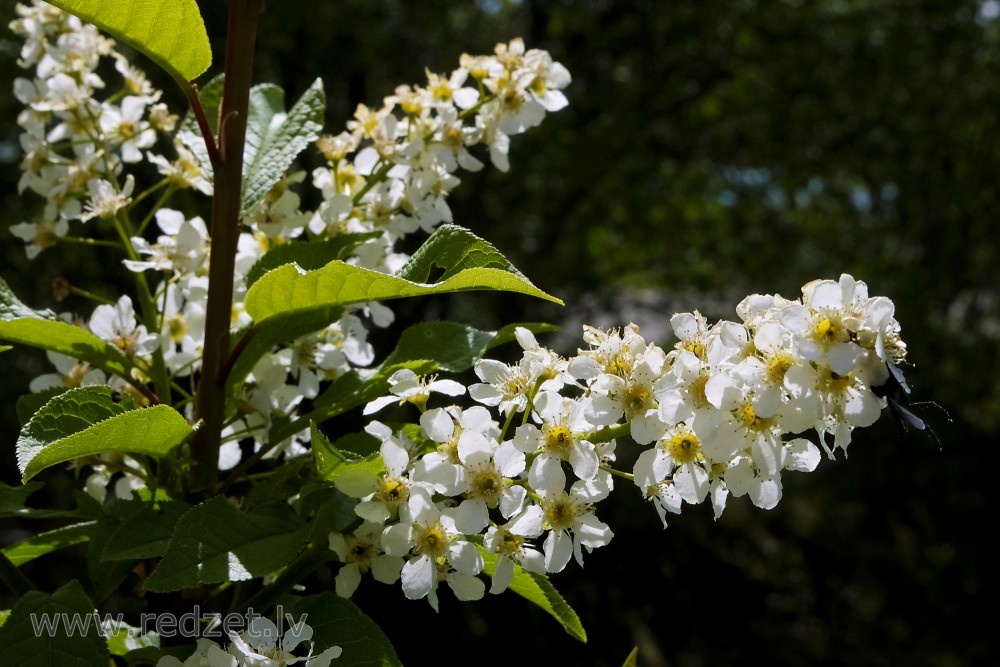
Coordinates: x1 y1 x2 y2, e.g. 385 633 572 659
10 0 571 490
9 0 909 625
328 274 907 608
308 36 571 274
9 2 177 257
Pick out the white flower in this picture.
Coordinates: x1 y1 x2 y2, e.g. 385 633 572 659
363 368 465 414
79 174 134 222
381 488 485 610
89 294 159 359
484 505 546 593
228 617 341 667
328 522 403 598
538 483 613 572
513 391 599 494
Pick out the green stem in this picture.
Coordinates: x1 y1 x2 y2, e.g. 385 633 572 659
193 0 264 493
588 423 630 445
126 178 170 212
58 236 119 249
68 285 116 306
600 464 634 482
135 184 178 236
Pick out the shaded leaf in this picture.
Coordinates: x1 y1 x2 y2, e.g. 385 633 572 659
0 319 135 384
145 497 309 592
102 500 191 561
0 580 108 666
291 593 402 666
0 481 66 519
17 387 192 481
241 79 326 215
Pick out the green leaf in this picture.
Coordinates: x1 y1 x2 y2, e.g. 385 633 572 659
381 320 496 372
0 319 136 383
102 500 191 561
312 425 380 479
623 646 639 667
241 79 326 215
17 386 192 481
0 345 10 353
0 481 66 519
245 225 562 322
245 259 562 324
44 0 210 82
398 223 532 283
145 497 309 592
479 547 587 642
87 516 138 602
291 593 402 667
328 453 384 498
0 580 108 666
17 387 67 427
1 522 96 566
245 232 382 289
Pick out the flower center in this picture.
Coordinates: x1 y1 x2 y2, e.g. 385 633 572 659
414 521 449 559
766 354 794 385
667 428 701 464
542 492 581 531
543 424 574 457
469 463 504 507
375 476 409 510
737 403 771 432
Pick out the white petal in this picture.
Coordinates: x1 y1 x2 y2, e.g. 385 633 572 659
784 438 821 472
371 555 404 584
447 571 485 601
335 564 361 598
454 499 489 534
490 557 515 594
447 539 484 576
400 555 435 600
749 476 782 510
543 530 573 573
569 441 599 481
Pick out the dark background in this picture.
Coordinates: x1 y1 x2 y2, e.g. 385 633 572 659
1 0 995 665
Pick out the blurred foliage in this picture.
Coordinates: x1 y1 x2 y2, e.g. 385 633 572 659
1 0 996 665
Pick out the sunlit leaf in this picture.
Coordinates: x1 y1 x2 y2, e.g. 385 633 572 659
1 522 96 566
17 387 192 481
44 0 211 81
